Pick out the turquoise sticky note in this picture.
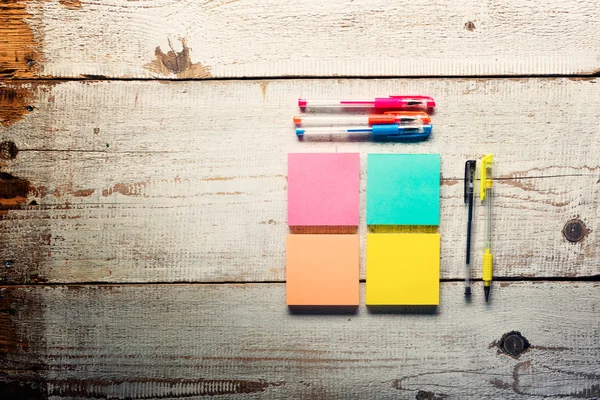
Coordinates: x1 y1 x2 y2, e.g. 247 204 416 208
367 154 440 226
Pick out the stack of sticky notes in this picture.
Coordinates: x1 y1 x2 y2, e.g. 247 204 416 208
287 153 360 306
366 154 440 306
366 154 440 226
288 153 360 227
286 234 359 306
286 152 441 307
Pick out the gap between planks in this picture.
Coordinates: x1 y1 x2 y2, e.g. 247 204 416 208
2 72 600 83
1 276 598 288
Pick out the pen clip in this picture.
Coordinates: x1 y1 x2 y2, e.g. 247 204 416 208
480 154 493 201
389 95 429 99
464 160 476 203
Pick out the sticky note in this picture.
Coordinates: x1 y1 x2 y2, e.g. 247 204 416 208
367 154 440 226
288 153 359 226
286 234 359 306
366 233 440 305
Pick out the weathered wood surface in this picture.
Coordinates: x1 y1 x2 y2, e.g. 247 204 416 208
2 1 599 397
1 282 598 399
1 78 599 283
2 0 600 79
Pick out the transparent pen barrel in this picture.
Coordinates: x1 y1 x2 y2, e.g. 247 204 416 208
303 100 374 108
295 114 429 127
298 126 371 136
296 116 370 126
485 188 492 250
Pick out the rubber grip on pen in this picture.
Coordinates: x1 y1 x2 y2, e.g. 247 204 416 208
482 250 493 282
374 98 406 109
368 114 397 125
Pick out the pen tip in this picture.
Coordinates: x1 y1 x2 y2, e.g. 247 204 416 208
484 286 490 303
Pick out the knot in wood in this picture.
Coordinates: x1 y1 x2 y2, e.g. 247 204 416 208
0 141 18 160
499 331 530 358
562 219 588 243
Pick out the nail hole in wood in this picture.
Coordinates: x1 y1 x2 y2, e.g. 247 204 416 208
464 21 476 31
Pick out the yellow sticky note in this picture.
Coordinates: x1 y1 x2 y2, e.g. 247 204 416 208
366 233 440 305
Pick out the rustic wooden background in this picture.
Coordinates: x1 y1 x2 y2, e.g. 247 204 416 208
1 1 599 399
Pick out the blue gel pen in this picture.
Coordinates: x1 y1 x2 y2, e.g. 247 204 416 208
295 124 432 141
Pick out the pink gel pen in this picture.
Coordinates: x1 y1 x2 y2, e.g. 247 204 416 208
298 95 436 111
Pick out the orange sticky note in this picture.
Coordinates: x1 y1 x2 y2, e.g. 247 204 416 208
286 234 359 306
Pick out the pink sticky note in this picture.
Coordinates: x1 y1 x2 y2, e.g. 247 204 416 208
288 153 360 226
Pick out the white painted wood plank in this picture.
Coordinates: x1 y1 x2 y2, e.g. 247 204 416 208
1 78 599 283
1 282 599 399
13 0 600 78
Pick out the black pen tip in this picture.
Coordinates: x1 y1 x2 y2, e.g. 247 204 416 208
484 286 490 302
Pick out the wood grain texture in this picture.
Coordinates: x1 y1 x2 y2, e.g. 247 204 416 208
0 0 42 79
1 78 599 283
5 0 600 78
1 282 599 399
2 2 597 398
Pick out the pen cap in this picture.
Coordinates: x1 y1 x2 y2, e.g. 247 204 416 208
371 124 432 140
464 160 476 203
374 97 434 110
383 111 432 125
389 95 436 109
480 154 493 200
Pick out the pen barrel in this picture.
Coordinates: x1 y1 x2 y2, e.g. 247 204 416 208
294 115 370 127
294 114 431 127
299 98 435 110
485 187 493 248
483 250 493 282
300 99 375 108
465 199 473 265
296 126 372 136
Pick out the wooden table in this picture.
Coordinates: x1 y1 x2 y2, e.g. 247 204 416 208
1 1 599 399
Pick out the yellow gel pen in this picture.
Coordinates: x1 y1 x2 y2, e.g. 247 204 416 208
480 154 493 302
